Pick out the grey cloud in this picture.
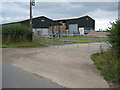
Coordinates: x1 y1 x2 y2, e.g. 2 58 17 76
2 2 29 18
32 2 118 19
69 2 118 12
1 2 118 23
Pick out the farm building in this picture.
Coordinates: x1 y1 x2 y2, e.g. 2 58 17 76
20 16 61 36
2 16 61 36
54 15 95 35
2 15 95 36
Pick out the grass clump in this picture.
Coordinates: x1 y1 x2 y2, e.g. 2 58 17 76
91 49 119 84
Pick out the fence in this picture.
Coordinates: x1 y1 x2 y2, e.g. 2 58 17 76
34 33 110 50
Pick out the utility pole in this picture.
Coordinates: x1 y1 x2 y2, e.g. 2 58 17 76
30 0 32 29
30 0 35 28
30 0 35 40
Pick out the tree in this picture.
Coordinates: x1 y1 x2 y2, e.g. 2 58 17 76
107 20 120 58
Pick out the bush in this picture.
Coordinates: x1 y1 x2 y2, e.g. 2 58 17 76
107 20 120 58
2 24 32 44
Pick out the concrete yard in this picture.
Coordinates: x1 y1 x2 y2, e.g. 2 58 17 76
2 42 110 88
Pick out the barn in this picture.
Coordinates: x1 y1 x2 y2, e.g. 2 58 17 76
54 15 95 35
2 16 61 36
2 15 95 36
20 16 61 36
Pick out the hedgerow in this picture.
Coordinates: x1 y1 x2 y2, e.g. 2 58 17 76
2 24 32 44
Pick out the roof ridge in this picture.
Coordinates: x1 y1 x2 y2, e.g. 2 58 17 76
53 15 89 21
1 16 50 25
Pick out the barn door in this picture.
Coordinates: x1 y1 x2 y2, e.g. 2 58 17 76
68 24 78 35
41 28 49 36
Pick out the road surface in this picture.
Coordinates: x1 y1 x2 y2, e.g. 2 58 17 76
2 64 63 88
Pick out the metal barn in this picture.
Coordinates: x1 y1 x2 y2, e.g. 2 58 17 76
20 16 61 36
54 15 95 35
2 15 95 36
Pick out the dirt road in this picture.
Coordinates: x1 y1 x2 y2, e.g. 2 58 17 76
2 42 110 88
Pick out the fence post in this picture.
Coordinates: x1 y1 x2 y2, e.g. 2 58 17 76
77 34 79 48
57 34 59 48
88 41 90 50
67 32 68 46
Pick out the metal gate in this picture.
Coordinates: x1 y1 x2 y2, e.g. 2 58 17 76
34 28 109 50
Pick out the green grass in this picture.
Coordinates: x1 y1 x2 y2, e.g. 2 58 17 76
61 35 107 42
1 41 45 48
36 37 87 46
42 35 107 46
36 38 65 46
1 35 107 47
61 38 106 42
91 49 119 84
62 35 102 38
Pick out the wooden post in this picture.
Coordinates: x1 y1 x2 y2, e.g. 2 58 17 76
30 0 33 41
30 0 32 29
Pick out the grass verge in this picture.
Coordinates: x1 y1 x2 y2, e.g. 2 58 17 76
91 49 119 87
1 41 45 48
61 35 107 42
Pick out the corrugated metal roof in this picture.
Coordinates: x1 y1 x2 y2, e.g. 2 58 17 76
53 15 90 21
1 18 28 25
1 16 53 25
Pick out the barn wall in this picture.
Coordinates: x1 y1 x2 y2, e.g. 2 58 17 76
21 16 55 28
78 16 95 30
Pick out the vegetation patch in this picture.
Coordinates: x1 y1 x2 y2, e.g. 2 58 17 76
91 49 119 84
45 35 107 46
1 41 45 48
91 20 120 87
107 20 120 58
62 35 102 38
1 24 44 48
2 24 32 44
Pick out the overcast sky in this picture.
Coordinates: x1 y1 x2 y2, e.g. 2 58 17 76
1 2 118 30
